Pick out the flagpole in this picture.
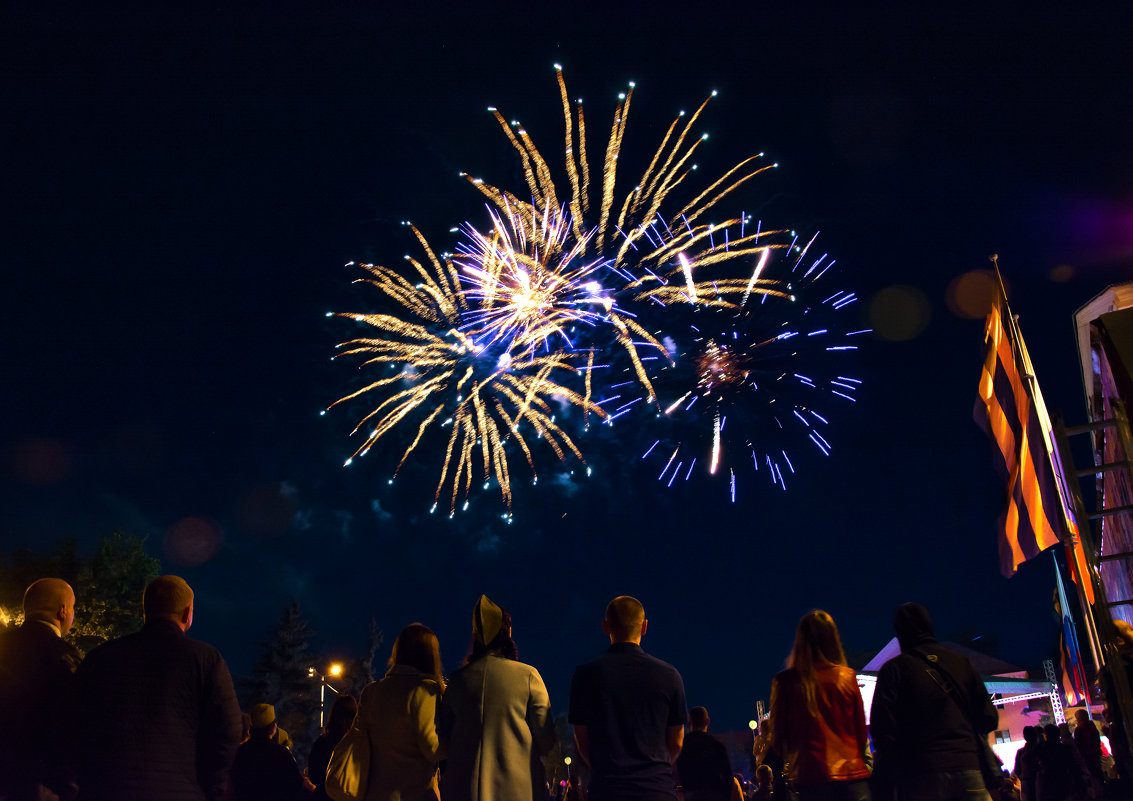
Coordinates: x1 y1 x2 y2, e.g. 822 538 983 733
1054 551 1094 705
990 255 1104 674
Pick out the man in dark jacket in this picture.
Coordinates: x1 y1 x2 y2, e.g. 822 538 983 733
676 706 733 801
0 578 82 801
869 602 999 801
75 575 242 801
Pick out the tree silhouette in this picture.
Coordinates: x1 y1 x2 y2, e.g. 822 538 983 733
242 601 320 764
0 532 159 651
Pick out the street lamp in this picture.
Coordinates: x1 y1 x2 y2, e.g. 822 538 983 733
309 662 344 728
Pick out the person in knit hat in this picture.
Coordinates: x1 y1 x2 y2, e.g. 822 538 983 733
870 602 1000 801
438 595 556 801
230 703 308 801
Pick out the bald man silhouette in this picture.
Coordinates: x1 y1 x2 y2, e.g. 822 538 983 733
0 578 83 800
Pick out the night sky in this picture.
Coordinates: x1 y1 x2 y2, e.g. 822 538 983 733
4 4 1133 732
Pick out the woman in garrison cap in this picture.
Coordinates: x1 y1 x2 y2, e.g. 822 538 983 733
437 595 557 801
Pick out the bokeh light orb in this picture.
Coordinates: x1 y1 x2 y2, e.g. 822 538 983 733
8 438 72 485
868 285 931 341
164 516 223 566
1050 264 1075 282
945 270 998 319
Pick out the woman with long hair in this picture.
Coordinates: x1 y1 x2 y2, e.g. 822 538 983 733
768 609 871 801
308 692 359 800
437 595 556 801
356 622 446 801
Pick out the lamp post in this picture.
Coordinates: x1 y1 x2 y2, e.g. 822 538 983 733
308 662 344 728
748 719 759 773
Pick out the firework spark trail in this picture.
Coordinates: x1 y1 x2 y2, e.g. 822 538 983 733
460 68 797 410
641 233 867 496
471 69 788 294
331 69 866 511
329 224 606 514
454 203 610 353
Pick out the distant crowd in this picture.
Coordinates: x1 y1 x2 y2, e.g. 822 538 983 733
1 576 1131 801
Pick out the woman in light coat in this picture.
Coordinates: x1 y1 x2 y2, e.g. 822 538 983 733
437 595 556 801
357 623 446 801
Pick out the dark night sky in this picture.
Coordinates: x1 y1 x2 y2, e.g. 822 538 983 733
3 3 1133 732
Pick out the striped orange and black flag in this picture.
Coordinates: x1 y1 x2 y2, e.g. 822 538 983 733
976 289 1065 577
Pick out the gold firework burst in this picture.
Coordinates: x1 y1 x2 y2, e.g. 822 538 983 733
329 223 604 515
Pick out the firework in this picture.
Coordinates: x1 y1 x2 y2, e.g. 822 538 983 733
331 68 866 510
641 231 868 494
328 223 604 515
452 202 612 354
456 68 864 495
459 66 794 404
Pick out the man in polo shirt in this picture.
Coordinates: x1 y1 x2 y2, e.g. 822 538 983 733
569 595 688 801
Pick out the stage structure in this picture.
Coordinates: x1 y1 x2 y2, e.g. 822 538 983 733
1045 280 1133 766
1066 283 1133 626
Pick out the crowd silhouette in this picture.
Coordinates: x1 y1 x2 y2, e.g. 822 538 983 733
0 576 1127 801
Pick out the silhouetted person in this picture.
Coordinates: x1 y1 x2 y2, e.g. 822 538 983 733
563 773 586 801
769 609 871 801
231 703 309 801
753 718 788 801
1014 726 1040 801
870 602 998 801
306 693 358 801
1034 723 1085 801
676 707 733 801
75 575 242 801
0 578 82 801
569 595 688 801
752 765 774 801
362 622 448 801
1098 619 1133 788
1072 709 1104 788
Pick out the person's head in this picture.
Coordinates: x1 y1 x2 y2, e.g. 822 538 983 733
390 623 445 687
1023 725 1038 745
788 609 847 717
789 609 847 670
1043 723 1059 742
465 595 517 664
603 595 646 644
143 575 194 631
893 602 935 651
249 703 277 739
1113 619 1133 650
325 693 359 739
1074 709 1091 727
22 578 76 636
756 764 773 788
689 706 710 732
